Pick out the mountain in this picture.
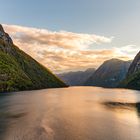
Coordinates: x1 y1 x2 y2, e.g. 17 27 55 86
119 51 140 90
85 59 131 88
57 68 96 86
0 24 67 92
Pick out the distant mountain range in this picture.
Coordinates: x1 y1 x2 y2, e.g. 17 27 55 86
119 51 140 90
85 59 132 88
0 24 67 92
58 59 132 88
57 68 96 86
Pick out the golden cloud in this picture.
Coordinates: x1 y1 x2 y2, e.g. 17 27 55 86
3 24 134 73
3 24 113 50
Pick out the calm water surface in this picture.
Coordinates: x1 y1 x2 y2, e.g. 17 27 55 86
0 87 140 140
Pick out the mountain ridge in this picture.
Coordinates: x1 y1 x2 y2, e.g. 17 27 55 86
57 68 96 86
85 58 132 88
119 51 140 90
0 24 67 92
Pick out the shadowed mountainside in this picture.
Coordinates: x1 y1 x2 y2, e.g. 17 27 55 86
57 68 96 86
85 59 131 88
119 51 140 90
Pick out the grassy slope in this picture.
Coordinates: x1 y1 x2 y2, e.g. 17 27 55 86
0 40 67 92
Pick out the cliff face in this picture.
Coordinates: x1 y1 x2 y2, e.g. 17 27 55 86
85 59 131 88
0 24 67 92
120 51 140 90
0 24 4 32
127 52 140 76
0 25 13 46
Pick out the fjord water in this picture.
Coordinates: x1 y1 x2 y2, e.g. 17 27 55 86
0 87 140 140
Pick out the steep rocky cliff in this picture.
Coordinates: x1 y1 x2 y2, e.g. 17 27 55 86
127 51 140 76
120 51 140 90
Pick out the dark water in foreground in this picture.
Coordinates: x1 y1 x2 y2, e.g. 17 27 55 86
0 87 140 140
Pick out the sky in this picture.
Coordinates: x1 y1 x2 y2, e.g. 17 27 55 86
0 0 140 73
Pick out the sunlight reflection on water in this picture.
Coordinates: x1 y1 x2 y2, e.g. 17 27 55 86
0 87 140 140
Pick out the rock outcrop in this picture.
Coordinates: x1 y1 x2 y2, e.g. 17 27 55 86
127 51 140 76
0 24 13 45
0 24 4 32
119 51 140 90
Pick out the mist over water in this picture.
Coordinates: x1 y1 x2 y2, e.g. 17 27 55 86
0 87 140 140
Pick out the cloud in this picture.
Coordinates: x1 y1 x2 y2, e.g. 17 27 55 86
2 24 136 73
114 45 139 57
3 24 112 50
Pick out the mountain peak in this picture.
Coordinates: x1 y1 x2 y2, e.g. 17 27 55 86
127 51 140 76
0 24 4 32
0 24 13 45
104 58 125 64
119 51 140 90
85 58 131 88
